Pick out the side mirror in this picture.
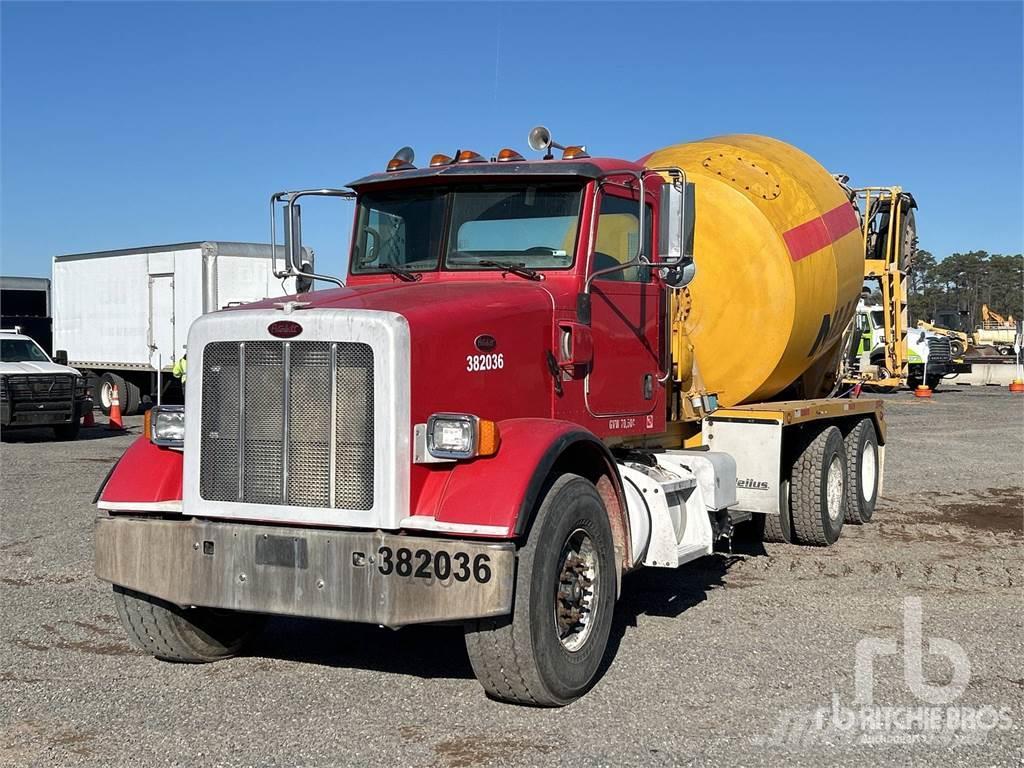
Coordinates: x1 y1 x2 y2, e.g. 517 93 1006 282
659 179 696 286
54 349 68 366
283 202 302 272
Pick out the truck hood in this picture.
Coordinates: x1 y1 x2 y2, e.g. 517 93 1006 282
0 361 81 376
240 279 558 421
242 279 556 334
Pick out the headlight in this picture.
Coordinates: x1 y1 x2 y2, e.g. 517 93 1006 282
426 413 500 460
147 405 185 448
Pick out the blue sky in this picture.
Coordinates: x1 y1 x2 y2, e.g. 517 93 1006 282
2 1 1022 278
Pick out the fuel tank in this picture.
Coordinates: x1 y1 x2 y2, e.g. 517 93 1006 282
645 135 864 406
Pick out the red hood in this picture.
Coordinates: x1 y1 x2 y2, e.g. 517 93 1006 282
242 279 553 325
240 280 557 423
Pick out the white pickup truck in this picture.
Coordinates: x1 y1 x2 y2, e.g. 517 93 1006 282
0 328 91 440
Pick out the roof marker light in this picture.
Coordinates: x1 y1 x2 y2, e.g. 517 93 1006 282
455 149 486 164
497 148 525 162
386 146 416 172
430 153 453 167
562 145 590 160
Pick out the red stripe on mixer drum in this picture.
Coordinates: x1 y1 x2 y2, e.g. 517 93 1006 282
783 203 861 262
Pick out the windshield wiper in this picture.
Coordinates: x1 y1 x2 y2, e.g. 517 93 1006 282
380 264 421 282
477 260 543 281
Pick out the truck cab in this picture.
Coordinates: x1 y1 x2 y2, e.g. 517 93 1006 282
0 328 91 439
856 301 954 389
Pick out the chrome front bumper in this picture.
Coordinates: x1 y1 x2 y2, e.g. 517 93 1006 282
95 517 515 627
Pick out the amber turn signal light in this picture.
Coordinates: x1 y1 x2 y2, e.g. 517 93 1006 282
477 419 501 457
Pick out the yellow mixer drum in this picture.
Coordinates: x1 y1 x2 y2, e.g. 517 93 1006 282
645 135 865 406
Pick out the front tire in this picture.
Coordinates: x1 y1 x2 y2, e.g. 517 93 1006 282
113 585 261 662
464 474 617 706
789 426 847 546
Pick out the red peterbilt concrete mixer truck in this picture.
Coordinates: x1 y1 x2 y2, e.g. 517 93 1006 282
95 129 899 706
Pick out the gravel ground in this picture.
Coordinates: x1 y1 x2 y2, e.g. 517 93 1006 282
2 386 1022 767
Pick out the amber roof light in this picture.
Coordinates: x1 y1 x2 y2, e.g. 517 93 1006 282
497 148 525 162
562 146 590 160
455 150 486 164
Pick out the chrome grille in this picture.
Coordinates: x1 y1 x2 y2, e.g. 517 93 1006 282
927 337 952 365
199 341 374 510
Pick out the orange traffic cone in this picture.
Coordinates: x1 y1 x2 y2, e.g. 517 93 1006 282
914 384 933 399
82 406 95 427
1010 379 1024 393
108 385 125 430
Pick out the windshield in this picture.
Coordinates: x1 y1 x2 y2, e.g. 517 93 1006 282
871 310 884 328
1 338 50 363
446 185 581 270
350 183 583 275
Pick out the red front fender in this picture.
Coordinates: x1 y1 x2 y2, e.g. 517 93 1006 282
413 418 625 539
98 437 183 510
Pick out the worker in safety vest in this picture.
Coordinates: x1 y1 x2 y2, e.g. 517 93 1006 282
172 354 187 388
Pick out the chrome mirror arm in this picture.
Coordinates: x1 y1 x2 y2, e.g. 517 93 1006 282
270 189 356 290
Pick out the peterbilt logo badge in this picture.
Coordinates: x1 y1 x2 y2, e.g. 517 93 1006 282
268 320 303 338
737 478 770 491
474 334 497 352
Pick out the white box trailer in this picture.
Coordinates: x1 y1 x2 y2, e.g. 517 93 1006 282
53 241 305 414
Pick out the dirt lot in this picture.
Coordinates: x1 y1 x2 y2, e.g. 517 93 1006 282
1 386 1022 767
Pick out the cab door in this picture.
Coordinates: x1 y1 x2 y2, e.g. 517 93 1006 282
585 188 663 427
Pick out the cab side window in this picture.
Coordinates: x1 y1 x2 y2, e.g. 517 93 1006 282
592 193 653 282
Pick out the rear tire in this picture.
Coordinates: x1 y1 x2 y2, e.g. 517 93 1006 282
842 419 879 524
759 479 794 543
789 426 846 546
98 372 126 416
123 380 142 415
464 474 617 706
113 585 261 662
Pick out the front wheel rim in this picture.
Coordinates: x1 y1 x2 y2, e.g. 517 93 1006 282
553 528 600 652
826 456 844 522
